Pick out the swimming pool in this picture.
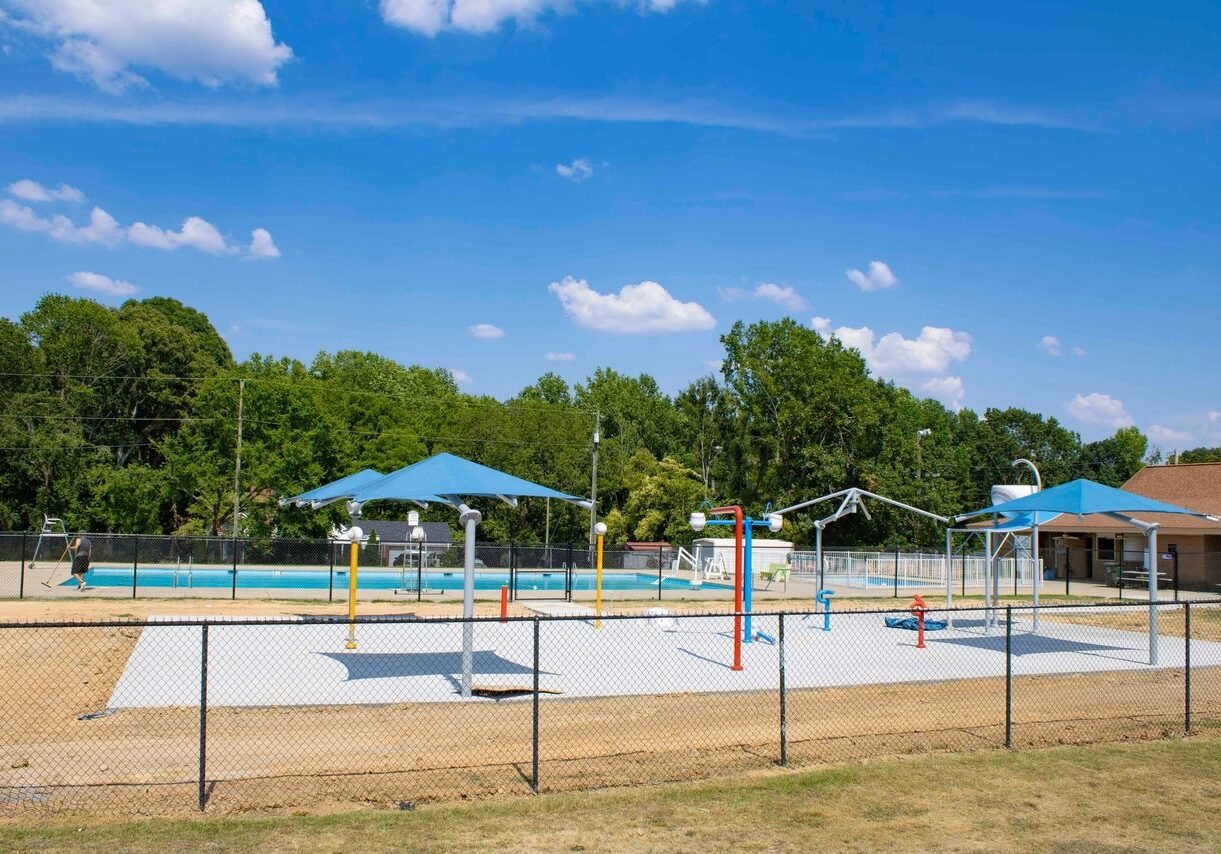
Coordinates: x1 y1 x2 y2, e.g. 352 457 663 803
70 566 730 593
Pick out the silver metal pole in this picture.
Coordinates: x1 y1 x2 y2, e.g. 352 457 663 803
815 524 823 593
457 502 482 697
945 528 953 628
1031 519 1040 632
588 413 600 546
984 529 992 634
232 379 244 536
1149 525 1159 666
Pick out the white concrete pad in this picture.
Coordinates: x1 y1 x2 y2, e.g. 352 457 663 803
107 607 1221 709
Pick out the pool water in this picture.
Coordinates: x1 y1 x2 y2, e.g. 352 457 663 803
70 566 731 592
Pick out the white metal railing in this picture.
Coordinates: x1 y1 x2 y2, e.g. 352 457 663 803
790 550 1040 590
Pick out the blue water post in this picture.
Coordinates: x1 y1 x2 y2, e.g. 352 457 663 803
743 519 754 644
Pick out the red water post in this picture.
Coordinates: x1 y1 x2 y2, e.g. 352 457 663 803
500 584 509 623
911 594 927 649
709 505 745 671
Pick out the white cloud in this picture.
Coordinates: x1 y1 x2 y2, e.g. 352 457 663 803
7 178 83 203
922 376 965 411
813 317 972 376
549 275 716 334
450 368 473 384
68 270 137 297
1147 425 1193 445
1210 411 1221 424
1066 393 1134 429
1071 345 1087 357
555 158 594 182
720 282 806 311
248 227 279 259
2 190 275 258
128 216 232 254
3 0 292 92
545 351 575 361
380 0 702 37
0 199 123 245
1038 335 1063 356
845 260 898 292
469 323 505 339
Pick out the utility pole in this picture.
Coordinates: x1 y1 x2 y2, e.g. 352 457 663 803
589 411 601 545
232 379 244 537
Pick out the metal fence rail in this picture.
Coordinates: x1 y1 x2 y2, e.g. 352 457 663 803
0 600 1216 816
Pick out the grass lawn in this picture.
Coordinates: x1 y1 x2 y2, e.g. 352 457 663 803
2 738 1218 853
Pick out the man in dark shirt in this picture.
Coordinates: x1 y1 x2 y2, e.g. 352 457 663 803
70 535 91 591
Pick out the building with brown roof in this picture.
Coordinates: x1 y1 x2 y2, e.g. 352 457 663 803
1033 463 1221 590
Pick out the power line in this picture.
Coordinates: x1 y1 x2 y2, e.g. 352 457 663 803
0 371 598 417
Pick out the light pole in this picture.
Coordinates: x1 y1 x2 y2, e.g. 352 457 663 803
588 415 600 545
916 428 931 481
1012 458 1043 629
594 521 607 628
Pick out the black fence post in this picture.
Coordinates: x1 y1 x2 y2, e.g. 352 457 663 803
1170 545 1179 602
960 551 966 598
1064 549 1070 597
231 537 239 601
1005 605 1013 749
658 547 664 601
328 541 335 603
131 534 140 600
417 541 423 603
1185 601 1192 736
779 612 787 766
893 548 900 598
532 617 541 794
509 542 516 602
18 530 26 599
198 622 209 811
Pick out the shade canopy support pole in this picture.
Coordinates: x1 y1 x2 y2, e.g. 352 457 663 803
449 497 483 698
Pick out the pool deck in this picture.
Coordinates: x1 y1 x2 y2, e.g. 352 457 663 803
107 603 1221 709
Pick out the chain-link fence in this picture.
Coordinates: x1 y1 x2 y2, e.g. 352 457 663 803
1 600 1217 816
0 532 694 602
3 532 1220 603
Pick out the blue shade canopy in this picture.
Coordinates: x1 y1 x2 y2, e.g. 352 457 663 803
350 453 589 507
282 468 386 507
985 512 1061 532
957 478 1216 522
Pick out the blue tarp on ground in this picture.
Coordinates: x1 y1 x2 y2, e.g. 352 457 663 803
884 616 948 631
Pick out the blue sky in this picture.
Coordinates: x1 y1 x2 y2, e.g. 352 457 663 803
1 1 1219 448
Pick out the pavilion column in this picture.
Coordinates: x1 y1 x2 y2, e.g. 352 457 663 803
1031 521 1040 632
1148 525 1159 666
945 528 953 629
457 502 483 698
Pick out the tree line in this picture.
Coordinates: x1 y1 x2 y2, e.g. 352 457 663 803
0 294 1178 549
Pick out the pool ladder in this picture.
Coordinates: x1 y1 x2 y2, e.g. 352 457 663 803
172 556 194 590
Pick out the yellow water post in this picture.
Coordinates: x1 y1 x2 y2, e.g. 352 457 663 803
346 526 362 649
594 521 607 628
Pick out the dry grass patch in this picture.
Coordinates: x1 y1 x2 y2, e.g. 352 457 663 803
0 738 1218 852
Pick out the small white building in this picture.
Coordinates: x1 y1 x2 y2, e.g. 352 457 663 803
691 537 794 577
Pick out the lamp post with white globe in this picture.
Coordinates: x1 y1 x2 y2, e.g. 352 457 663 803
345 524 363 650
594 521 608 628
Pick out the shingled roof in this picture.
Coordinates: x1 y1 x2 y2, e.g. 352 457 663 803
1037 463 1221 534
